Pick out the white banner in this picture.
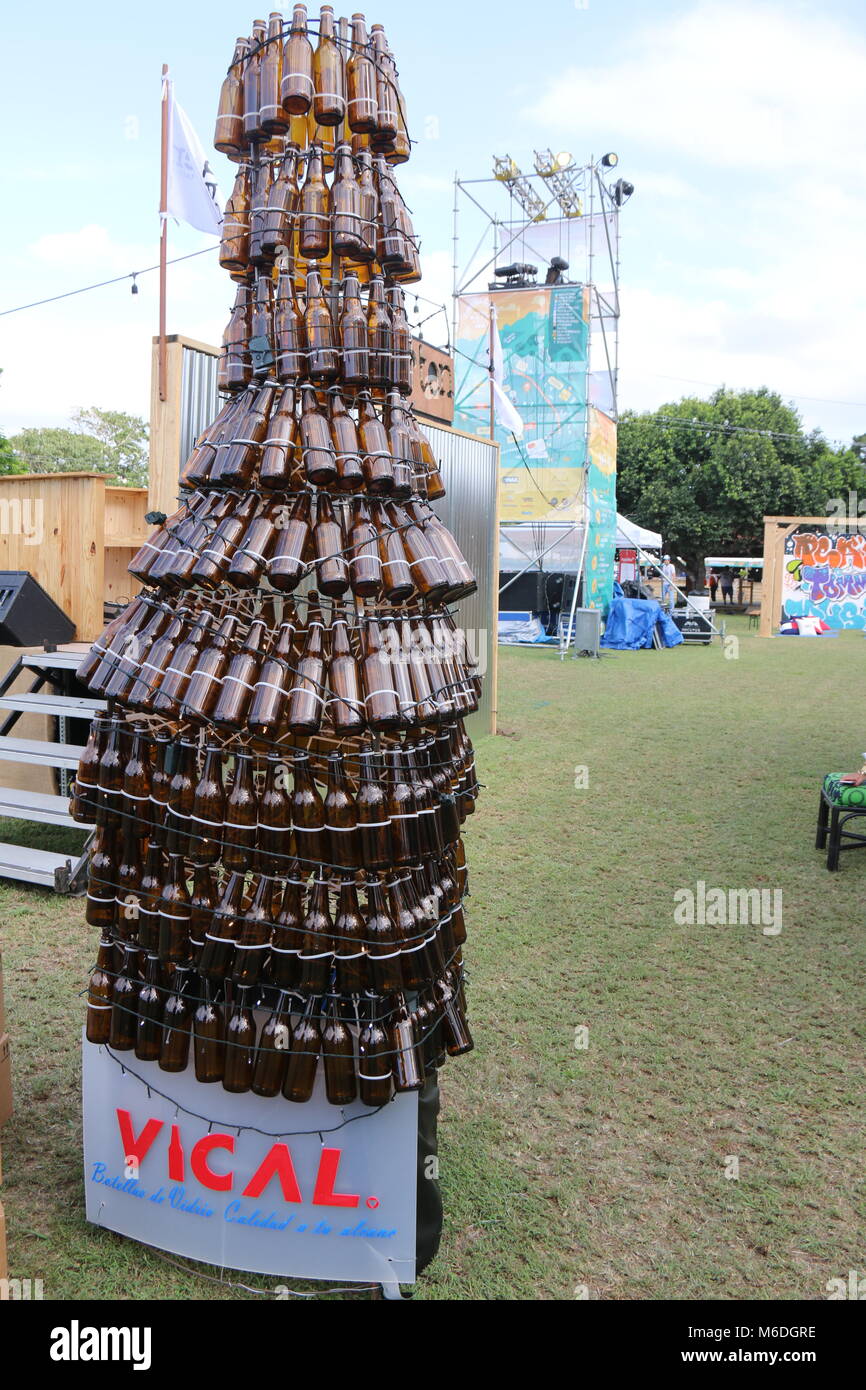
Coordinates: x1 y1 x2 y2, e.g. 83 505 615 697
165 81 224 236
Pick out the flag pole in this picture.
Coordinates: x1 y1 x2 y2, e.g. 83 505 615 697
488 298 495 442
158 64 169 403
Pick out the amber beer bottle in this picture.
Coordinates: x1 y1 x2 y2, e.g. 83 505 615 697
259 13 287 133
314 492 349 597
148 731 173 845
77 596 145 688
151 611 215 715
357 392 394 493
385 390 413 498
370 24 398 143
188 864 218 967
389 502 450 602
281 3 314 114
358 994 394 1106
268 491 312 591
228 497 281 588
299 382 337 484
248 273 275 377
374 155 407 267
85 936 117 1045
391 992 424 1091
252 989 294 1097
188 747 225 866
199 871 245 982
290 752 327 867
95 717 125 826
217 384 278 489
282 995 321 1102
374 500 414 602
269 871 304 988
324 752 360 869
297 875 334 995
262 148 298 261
181 616 238 724
385 748 418 862
115 816 144 941
258 752 293 866
338 273 369 386
193 981 226 1083
321 997 356 1104
223 750 259 873
103 606 169 702
181 402 240 487
124 611 186 712
230 874 275 987
223 985 258 1092
249 617 296 735
215 37 248 159
219 281 253 394
328 387 364 490
356 150 378 262
387 287 413 393
159 964 193 1072
347 499 380 596
326 609 365 733
299 143 329 258
158 853 192 967
346 14 377 132
436 972 475 1056
220 170 251 279
109 943 141 1051
166 737 197 858
333 875 366 993
286 599 327 734
243 18 267 143
312 5 346 127
364 876 402 994
304 269 339 383
360 617 401 730
274 274 307 386
331 145 363 258
135 953 164 1062
121 727 152 834
71 718 106 825
383 619 416 725
212 617 269 730
356 750 391 870
366 275 393 390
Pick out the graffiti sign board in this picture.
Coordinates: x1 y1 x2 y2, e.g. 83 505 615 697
782 527 866 629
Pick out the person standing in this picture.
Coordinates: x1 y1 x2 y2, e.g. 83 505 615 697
661 554 677 611
708 571 718 603
719 568 734 608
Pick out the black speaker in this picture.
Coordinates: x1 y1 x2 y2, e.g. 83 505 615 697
0 572 76 646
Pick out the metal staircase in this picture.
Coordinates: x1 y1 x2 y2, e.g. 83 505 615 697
0 647 98 891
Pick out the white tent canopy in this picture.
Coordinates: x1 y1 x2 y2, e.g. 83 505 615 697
615 513 662 550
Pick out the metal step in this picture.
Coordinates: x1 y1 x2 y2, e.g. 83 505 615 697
21 650 89 671
0 693 106 720
0 786 90 828
0 735 83 770
0 841 76 889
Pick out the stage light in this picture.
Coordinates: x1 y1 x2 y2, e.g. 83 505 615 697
545 256 569 285
555 151 573 171
612 178 634 206
600 152 618 168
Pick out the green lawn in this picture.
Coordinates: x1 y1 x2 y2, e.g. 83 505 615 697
2 614 864 1300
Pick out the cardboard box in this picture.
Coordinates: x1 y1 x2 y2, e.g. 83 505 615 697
0 1035 11 1127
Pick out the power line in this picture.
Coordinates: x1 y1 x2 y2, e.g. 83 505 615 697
630 370 866 412
0 246 219 318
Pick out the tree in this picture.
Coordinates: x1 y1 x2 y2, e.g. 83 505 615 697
71 408 149 488
616 388 866 587
9 408 149 487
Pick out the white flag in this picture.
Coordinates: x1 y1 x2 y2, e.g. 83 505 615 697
164 79 223 235
488 303 524 438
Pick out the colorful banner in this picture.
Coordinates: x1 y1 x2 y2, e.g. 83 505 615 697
455 286 589 524
586 406 617 612
782 528 866 629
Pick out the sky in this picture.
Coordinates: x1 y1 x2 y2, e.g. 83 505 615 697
1 0 865 445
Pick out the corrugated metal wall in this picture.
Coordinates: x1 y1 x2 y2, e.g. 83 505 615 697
174 358 499 737
422 423 499 738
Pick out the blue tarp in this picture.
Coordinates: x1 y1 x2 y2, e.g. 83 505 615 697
600 597 685 650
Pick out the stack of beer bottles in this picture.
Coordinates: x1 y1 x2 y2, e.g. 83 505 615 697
75 5 479 1109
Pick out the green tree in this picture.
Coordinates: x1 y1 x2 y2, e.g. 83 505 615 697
616 388 866 586
71 407 149 488
9 409 149 487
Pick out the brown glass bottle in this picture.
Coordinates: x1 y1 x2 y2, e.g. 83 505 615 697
121 728 153 837
242 18 267 143
374 501 414 602
157 853 192 967
282 995 321 1102
385 390 413 498
346 14 377 132
103 606 170 702
232 875 275 988
115 814 144 942
159 964 193 1072
188 746 225 866
124 611 187 712
338 272 369 386
326 610 365 733
215 36 248 158
249 272 275 377
304 269 339 383
258 753 293 869
333 875 367 994
95 717 125 827
391 992 423 1091
366 276 393 389
269 871 304 989
314 492 349 597
164 738 197 859
251 988 293 1096
357 994 394 1106
281 3 314 114
193 980 226 1082
328 387 364 490
256 386 298 493
198 871 245 982
259 12 287 133
212 617 269 730
151 612 215 715
383 620 416 725
219 279 252 389
357 392 395 493
181 617 238 724
347 499 381 597
387 285 413 393
223 984 258 1093
286 601 326 734
299 382 338 485
109 943 141 1051
324 752 360 869
135 845 163 956
222 750 259 873
389 502 450 602
228 498 280 589
220 170 251 281
249 617 296 735
290 752 327 869
298 875 334 995
385 748 417 862
85 936 117 1044
360 618 401 730
147 731 173 847
78 596 146 689
364 876 403 994
436 973 474 1056
71 718 106 826
388 872 426 990
321 997 356 1104
356 750 391 870
299 143 330 258
188 863 218 968
356 149 378 262
181 401 239 487
274 272 307 385
312 5 345 127
331 145 363 258
215 385 277 491
268 491 312 591
135 953 164 1062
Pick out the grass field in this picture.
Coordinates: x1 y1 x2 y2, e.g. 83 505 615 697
1 613 864 1300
